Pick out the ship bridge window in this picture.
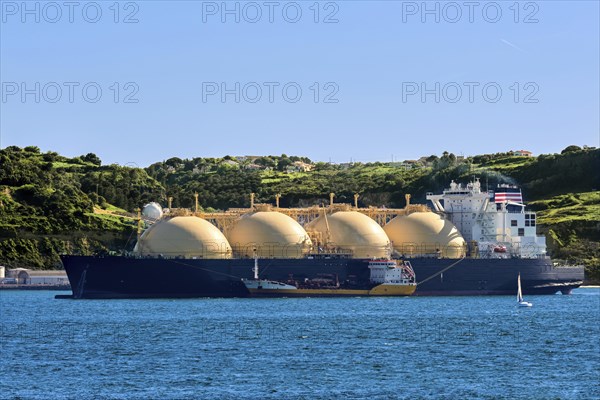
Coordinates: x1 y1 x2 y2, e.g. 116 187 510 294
507 204 523 213
511 220 518 227
518 228 525 236
525 214 536 227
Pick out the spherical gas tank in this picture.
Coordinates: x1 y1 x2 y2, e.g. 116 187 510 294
134 216 232 258
142 202 163 220
228 211 312 259
383 212 466 258
305 211 391 259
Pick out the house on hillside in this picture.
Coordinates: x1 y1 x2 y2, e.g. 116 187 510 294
245 163 263 171
513 150 533 157
286 161 313 173
221 160 239 167
417 157 435 167
294 161 313 172
388 162 409 170
390 160 422 170
236 156 260 163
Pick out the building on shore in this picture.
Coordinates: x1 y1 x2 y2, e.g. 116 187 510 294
5 268 69 285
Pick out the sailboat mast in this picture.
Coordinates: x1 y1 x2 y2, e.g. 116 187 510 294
253 249 259 280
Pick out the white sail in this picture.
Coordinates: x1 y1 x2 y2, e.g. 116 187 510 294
517 273 532 306
253 256 259 280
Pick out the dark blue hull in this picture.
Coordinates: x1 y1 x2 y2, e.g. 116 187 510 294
59 255 584 299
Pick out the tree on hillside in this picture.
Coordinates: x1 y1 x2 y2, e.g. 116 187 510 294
24 146 41 153
42 152 60 162
433 152 457 170
165 157 183 168
561 145 582 154
4 146 22 152
81 153 102 166
277 158 293 172
255 157 276 168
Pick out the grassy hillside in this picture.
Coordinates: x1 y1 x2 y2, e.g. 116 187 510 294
528 192 600 281
0 146 163 269
1 145 598 281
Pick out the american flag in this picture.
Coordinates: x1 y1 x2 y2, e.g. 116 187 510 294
494 191 523 203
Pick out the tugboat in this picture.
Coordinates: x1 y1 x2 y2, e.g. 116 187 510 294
242 255 417 297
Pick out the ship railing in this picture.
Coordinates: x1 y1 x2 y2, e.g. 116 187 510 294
401 252 446 259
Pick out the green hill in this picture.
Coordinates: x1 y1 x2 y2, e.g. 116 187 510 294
1 145 598 282
0 146 164 269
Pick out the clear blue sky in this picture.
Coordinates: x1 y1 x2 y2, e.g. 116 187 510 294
1 0 598 166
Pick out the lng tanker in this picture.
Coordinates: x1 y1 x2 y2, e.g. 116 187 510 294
59 180 584 298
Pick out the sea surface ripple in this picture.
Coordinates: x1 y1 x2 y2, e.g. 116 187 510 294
1 289 599 399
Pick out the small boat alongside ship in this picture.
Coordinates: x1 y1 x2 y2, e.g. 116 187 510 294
242 257 416 297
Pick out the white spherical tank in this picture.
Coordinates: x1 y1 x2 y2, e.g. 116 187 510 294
134 216 232 258
383 212 466 258
227 211 312 259
142 202 163 220
305 211 391 259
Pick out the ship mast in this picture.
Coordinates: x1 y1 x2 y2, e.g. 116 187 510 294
322 206 333 245
136 208 143 241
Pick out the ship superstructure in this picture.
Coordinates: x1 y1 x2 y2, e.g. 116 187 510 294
427 179 546 259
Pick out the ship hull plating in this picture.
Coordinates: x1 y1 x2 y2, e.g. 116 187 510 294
60 255 584 299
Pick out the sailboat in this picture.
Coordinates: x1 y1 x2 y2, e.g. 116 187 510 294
517 273 533 307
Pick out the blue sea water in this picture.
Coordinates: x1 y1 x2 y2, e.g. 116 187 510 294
0 289 599 400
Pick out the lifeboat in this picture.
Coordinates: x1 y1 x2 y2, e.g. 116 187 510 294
493 245 507 253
